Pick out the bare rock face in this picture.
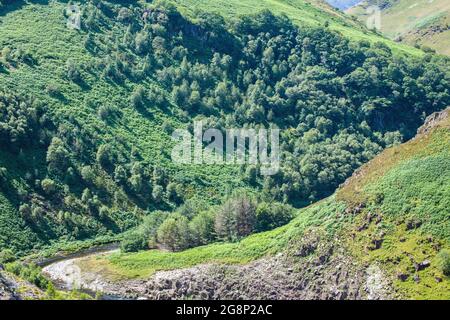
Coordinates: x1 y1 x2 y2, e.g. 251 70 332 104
102 235 392 300
0 272 17 300
130 251 390 300
417 107 450 136
0 271 44 300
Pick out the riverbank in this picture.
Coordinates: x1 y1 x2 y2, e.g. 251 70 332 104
37 243 120 268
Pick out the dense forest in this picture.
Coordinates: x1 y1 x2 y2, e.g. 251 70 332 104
0 0 449 256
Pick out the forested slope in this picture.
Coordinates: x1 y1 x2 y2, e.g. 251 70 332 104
0 0 449 258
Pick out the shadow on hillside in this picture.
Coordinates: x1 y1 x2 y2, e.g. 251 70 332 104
0 64 9 74
0 0 49 17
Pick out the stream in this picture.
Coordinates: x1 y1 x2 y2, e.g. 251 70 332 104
39 243 128 300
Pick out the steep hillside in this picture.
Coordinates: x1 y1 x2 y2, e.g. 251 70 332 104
347 0 450 55
0 1 449 258
0 0 421 56
70 107 450 300
166 0 422 55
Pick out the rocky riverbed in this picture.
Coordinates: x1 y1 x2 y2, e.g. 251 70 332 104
41 233 393 300
41 249 124 298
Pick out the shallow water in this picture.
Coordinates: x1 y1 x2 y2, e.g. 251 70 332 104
41 244 127 300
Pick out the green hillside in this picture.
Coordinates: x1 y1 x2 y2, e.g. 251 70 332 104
347 0 450 56
169 0 423 55
0 0 448 301
0 0 449 259
79 108 450 299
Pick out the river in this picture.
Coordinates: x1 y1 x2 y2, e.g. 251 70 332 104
40 243 128 300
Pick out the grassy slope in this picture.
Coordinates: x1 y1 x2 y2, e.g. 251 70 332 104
79 197 348 278
80 111 450 299
170 0 422 55
347 0 450 55
338 114 450 299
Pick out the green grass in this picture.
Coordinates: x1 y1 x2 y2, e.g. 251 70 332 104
364 155 450 240
0 0 428 256
0 193 41 254
347 0 450 55
78 198 348 279
340 122 450 299
348 225 450 299
0 0 430 257
337 120 450 204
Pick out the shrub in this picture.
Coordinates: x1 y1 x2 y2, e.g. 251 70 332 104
244 166 258 185
190 211 215 246
131 86 146 108
215 195 256 241
139 211 169 243
215 199 237 241
436 249 450 276
98 205 109 219
18 204 32 220
135 31 150 54
117 7 132 22
0 167 7 186
234 196 256 238
0 47 12 63
114 165 128 185
45 83 61 96
120 232 147 253
66 59 83 83
81 188 92 204
0 249 16 264
166 182 179 202
96 144 115 171
98 105 118 121
177 199 205 219
129 174 145 194
46 137 70 175
81 165 95 184
161 120 173 134
255 202 294 232
157 214 191 251
5 262 49 289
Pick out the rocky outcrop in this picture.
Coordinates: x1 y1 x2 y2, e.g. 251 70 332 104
126 238 392 300
0 270 44 300
58 233 392 300
133 255 371 300
417 107 450 136
0 272 16 300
